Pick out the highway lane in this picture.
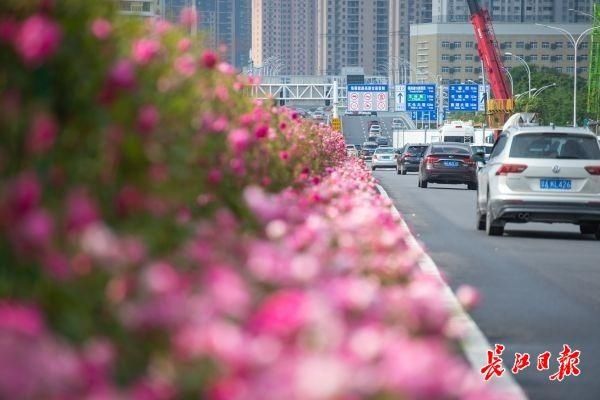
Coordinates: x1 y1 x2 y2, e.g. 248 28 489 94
375 168 600 400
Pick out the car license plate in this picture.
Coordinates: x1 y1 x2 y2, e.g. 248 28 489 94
443 160 460 168
540 178 572 190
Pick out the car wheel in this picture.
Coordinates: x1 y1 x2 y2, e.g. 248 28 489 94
421 179 428 188
485 204 504 236
476 208 486 231
467 182 477 190
580 223 599 235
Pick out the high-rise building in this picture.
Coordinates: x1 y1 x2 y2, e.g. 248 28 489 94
199 0 252 68
252 0 317 75
432 0 595 23
389 0 432 83
118 0 162 17
317 0 391 75
162 0 194 22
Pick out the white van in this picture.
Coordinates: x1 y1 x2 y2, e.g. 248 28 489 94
439 121 475 143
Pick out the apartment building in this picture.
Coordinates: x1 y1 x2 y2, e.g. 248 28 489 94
118 0 162 17
410 23 590 84
199 0 251 68
389 0 432 83
432 0 595 23
317 0 390 75
252 0 316 75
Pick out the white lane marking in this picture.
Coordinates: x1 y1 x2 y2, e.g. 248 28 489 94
376 184 528 400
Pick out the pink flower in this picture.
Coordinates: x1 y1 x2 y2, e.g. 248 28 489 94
132 38 160 65
5 173 41 217
177 38 191 52
204 266 250 317
141 262 181 295
207 169 222 184
279 151 289 161
254 125 269 138
179 7 198 28
174 54 196 77
26 113 58 155
17 208 53 249
66 189 99 233
108 59 136 89
227 128 250 154
251 290 308 337
42 252 71 280
200 50 218 69
0 302 44 337
0 18 19 44
456 285 481 310
90 18 112 40
136 104 159 134
217 62 235 75
14 14 62 67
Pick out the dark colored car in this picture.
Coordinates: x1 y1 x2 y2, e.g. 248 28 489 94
376 136 390 146
418 143 477 189
360 141 378 160
396 144 428 175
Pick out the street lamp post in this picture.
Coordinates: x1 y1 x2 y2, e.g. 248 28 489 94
532 83 557 99
536 23 600 126
503 67 514 96
505 52 531 98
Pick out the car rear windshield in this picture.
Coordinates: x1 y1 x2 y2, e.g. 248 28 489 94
509 133 600 159
431 145 470 155
406 146 428 155
363 144 378 150
346 145 355 149
471 146 493 155
375 148 394 154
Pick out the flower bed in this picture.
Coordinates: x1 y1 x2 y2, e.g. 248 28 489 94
0 2 500 399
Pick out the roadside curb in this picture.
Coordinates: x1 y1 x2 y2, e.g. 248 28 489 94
376 183 528 400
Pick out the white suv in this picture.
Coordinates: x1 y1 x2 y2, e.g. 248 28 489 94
475 126 600 238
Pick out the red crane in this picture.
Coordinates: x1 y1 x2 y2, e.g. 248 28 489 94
467 0 514 129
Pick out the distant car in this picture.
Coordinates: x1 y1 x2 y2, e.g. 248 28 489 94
369 125 382 135
367 135 379 143
360 141 379 160
475 126 600 238
470 144 494 170
418 143 477 190
346 144 358 157
371 146 396 170
397 144 428 175
312 111 325 120
392 117 403 129
368 120 379 129
376 136 390 146
355 144 362 152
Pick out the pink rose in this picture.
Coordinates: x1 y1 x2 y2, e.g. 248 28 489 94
177 38 191 52
136 104 159 134
17 208 53 249
14 14 62 67
108 59 136 89
174 54 196 77
179 7 198 28
456 285 481 310
251 290 308 337
66 189 99 233
90 18 112 40
131 38 160 65
5 173 41 217
0 302 44 337
26 113 58 155
227 128 250 154
254 125 269 138
200 50 218 69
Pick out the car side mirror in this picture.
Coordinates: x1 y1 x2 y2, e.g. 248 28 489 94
472 151 486 164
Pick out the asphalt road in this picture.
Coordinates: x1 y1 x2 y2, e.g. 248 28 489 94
342 115 393 145
374 167 600 400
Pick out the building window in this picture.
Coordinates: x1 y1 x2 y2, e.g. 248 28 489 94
542 42 550 49
466 41 474 48
554 42 563 49
442 41 450 48
442 54 450 61
555 67 563 73
516 41 525 48
581 42 589 49
442 66 450 73
504 54 512 61
451 41 461 49
567 54 575 61
530 42 538 49
465 66 473 73
530 55 538 61
465 54 473 61
542 54 550 61
567 66 574 73
503 42 512 49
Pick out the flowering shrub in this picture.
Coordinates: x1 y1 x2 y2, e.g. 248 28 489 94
0 1 500 399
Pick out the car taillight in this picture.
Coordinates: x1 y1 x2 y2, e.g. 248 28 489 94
425 156 440 164
465 158 476 167
496 164 528 175
584 166 600 175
